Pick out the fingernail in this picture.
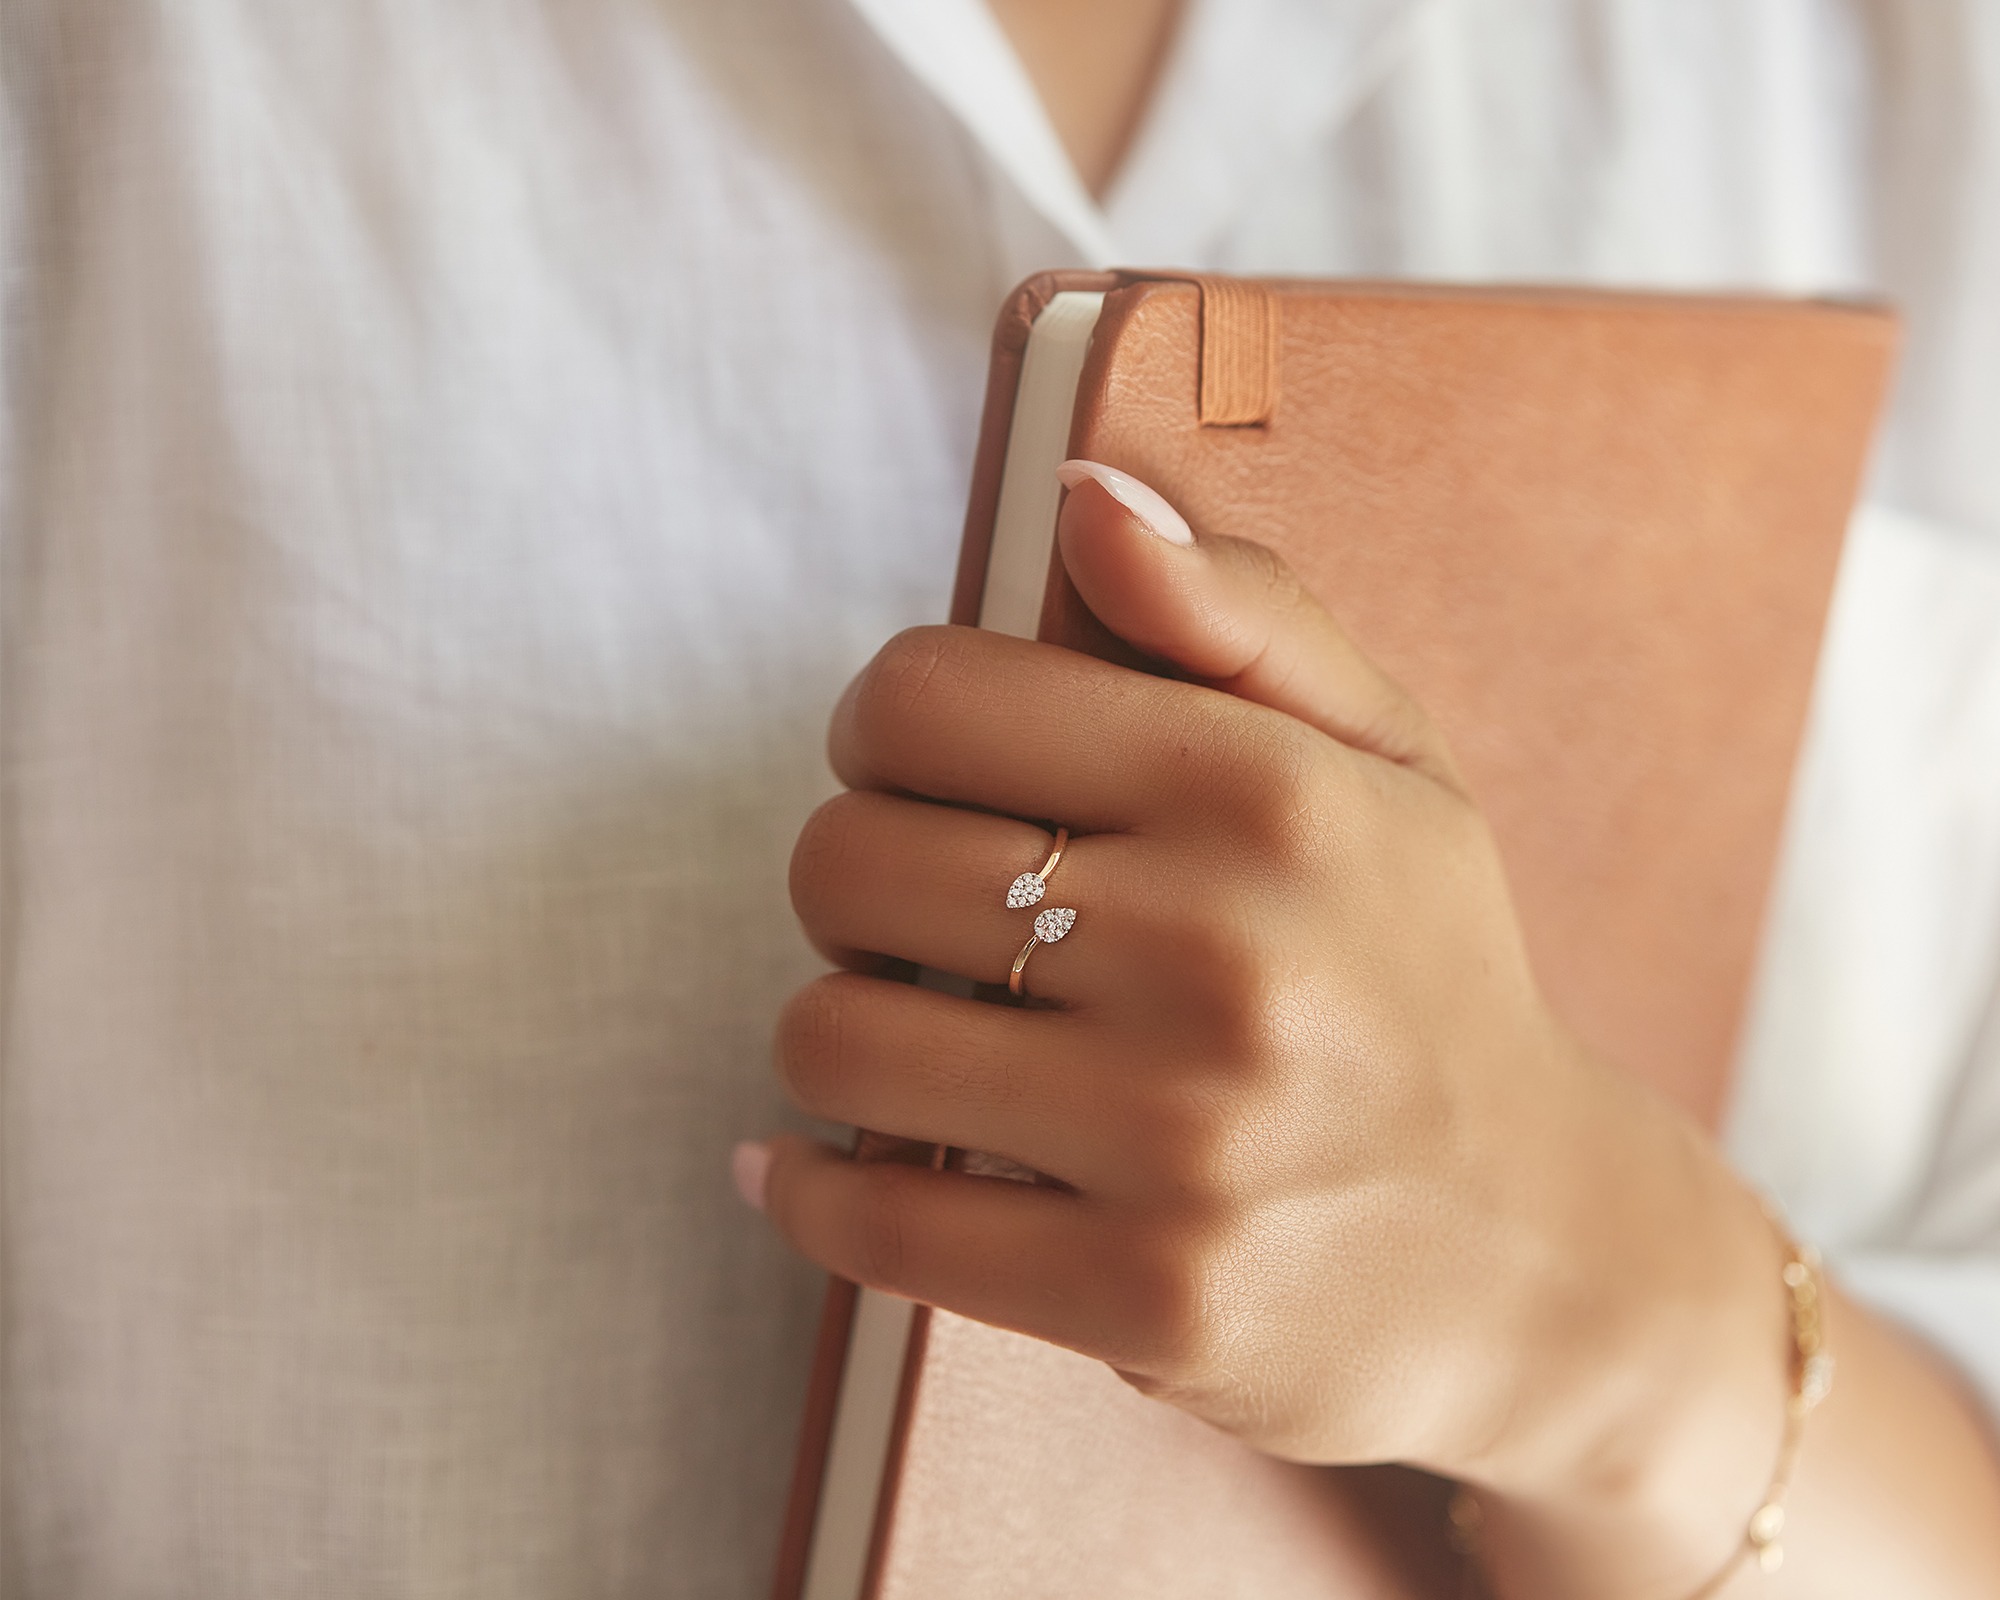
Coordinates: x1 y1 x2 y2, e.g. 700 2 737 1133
731 1140 772 1212
1056 459 1195 545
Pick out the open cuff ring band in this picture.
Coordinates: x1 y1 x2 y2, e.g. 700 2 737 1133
1007 827 1077 997
1005 827 1068 908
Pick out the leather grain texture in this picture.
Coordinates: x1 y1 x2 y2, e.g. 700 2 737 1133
877 1315 1458 1599
775 273 1896 1600
1058 278 1891 1127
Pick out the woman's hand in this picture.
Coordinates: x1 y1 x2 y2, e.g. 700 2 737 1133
738 464 2000 1597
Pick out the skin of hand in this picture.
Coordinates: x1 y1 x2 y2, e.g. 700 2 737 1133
740 466 2000 1598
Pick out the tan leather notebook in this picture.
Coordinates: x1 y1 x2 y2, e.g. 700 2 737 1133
771 271 1896 1600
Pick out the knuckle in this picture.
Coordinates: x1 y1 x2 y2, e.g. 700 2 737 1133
1220 723 1337 870
774 978 860 1115
1212 962 1318 1079
1239 536 1309 616
1122 1082 1237 1199
1114 1227 1229 1375
852 627 961 741
1170 904 1265 1007
788 794 863 922
1164 914 1317 1088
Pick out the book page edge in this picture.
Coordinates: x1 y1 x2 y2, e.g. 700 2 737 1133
794 288 1106 1600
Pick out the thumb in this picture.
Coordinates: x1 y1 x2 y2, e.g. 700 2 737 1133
1053 460 1461 790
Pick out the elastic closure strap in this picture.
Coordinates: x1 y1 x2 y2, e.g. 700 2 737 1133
1193 275 1279 427
1124 271 1281 427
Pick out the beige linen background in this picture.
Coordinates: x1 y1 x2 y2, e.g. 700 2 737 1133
2 1 1999 1595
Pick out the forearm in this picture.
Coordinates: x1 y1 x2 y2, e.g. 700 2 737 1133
1746 1283 2000 1597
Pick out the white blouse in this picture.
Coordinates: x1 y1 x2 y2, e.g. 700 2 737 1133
2 0 1997 1593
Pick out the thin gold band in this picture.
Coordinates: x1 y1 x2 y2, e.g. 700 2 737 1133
1681 1224 1832 1593
1006 826 1074 997
1008 934 1041 997
1035 827 1069 886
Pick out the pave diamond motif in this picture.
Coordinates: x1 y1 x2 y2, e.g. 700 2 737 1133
1006 872 1047 910
1033 907 1076 944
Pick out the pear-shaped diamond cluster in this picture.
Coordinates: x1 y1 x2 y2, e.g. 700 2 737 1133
1006 872 1047 910
1033 906 1076 944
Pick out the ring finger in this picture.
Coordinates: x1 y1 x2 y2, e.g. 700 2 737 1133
789 789 1143 1006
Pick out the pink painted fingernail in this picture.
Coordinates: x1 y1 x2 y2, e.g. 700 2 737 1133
1056 459 1195 545
731 1140 772 1212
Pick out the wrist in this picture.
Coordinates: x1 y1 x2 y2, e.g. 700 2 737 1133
1453 1049 1794 1597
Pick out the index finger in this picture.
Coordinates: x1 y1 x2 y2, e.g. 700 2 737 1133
829 625 1296 832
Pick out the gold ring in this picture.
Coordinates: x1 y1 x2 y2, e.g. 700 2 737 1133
1004 827 1068 909
1006 827 1077 998
1009 907 1078 996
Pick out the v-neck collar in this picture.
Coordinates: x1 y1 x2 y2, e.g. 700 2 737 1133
1105 0 1433 265
841 0 1118 264
840 0 1430 269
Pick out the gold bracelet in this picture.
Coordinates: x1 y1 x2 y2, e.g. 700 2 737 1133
1446 1217 1835 1599
1681 1224 1835 1593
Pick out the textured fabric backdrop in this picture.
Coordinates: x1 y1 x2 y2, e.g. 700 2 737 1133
2 1 1998 1595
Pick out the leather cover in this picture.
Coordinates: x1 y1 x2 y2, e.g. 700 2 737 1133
774 271 1897 1600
